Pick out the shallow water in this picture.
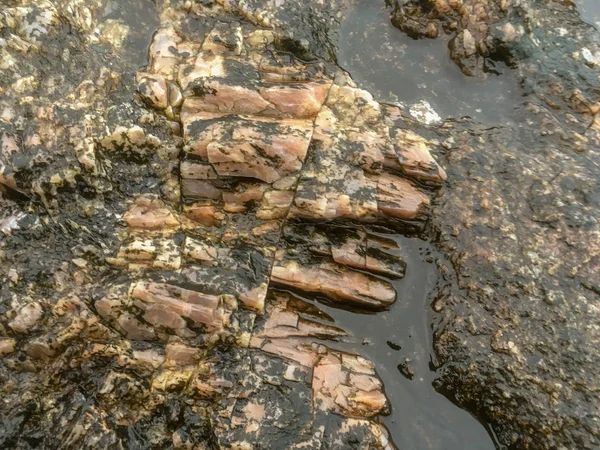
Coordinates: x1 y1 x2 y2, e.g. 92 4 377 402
575 0 600 27
337 0 520 124
335 1 507 447
99 0 160 68
288 236 498 449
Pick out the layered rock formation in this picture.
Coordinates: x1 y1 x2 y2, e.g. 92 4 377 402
2 0 597 448
0 1 444 448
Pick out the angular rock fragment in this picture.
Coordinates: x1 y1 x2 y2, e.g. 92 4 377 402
182 202 226 227
180 73 331 118
173 31 333 257
271 260 396 309
95 281 241 345
206 348 394 449
251 291 346 341
247 291 389 420
182 115 313 183
377 172 430 220
123 196 179 229
8 302 44 334
254 336 322 368
136 72 168 109
288 76 438 228
149 27 200 76
131 281 230 332
393 128 447 183
109 197 183 270
99 125 162 152
310 227 407 279
181 234 273 312
270 223 405 308
313 351 389 418
164 340 202 367
0 338 17 357
202 21 244 56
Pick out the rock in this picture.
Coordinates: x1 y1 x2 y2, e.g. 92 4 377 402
0 2 452 448
390 0 524 76
0 338 16 357
271 260 396 309
137 73 169 109
8 303 44 333
182 116 314 183
388 0 600 448
313 351 388 417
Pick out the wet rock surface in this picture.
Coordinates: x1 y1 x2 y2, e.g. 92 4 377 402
0 0 438 448
337 0 520 123
1 0 599 449
431 119 600 450
385 0 600 449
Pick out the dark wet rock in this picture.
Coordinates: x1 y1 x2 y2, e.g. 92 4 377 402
216 0 344 61
384 0 600 448
397 358 414 381
206 348 394 449
390 0 600 106
303 225 407 279
390 0 524 76
430 113 600 449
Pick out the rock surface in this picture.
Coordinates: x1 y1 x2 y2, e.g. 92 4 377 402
0 0 439 448
1 0 598 449
389 0 600 448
